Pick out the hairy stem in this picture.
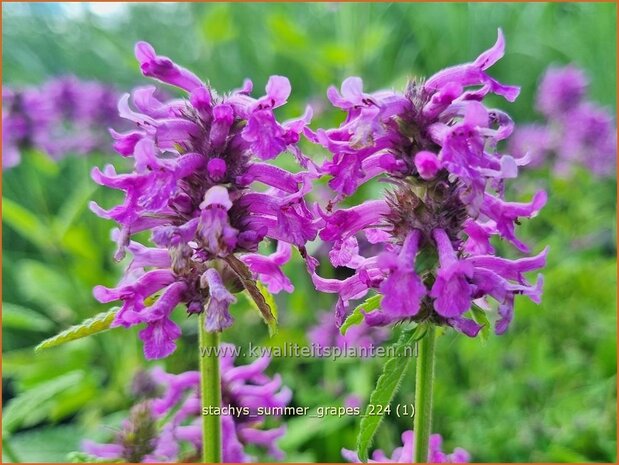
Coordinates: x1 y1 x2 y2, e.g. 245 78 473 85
413 324 437 462
199 314 221 463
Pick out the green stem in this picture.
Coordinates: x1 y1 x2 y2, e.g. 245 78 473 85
413 324 437 463
199 314 221 463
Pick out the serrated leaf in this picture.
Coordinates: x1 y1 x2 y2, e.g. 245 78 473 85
2 302 55 332
35 308 119 352
356 323 428 461
341 295 383 336
225 255 277 336
470 303 490 343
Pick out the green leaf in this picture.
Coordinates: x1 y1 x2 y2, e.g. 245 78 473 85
470 303 490 343
59 225 99 262
3 343 94 386
341 295 382 335
49 375 98 421
356 324 428 462
257 280 278 321
225 255 278 336
415 246 438 275
56 180 98 235
2 198 54 250
2 371 84 433
35 308 119 352
15 260 76 321
30 149 60 176
279 412 350 451
2 302 54 332
4 423 82 462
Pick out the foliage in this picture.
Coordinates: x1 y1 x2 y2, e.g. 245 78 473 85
356 324 428 461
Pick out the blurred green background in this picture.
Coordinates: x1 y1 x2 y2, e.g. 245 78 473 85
2 2 617 463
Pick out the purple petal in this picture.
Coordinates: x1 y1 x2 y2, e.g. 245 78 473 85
202 268 236 332
139 317 182 359
134 41 203 92
414 150 442 180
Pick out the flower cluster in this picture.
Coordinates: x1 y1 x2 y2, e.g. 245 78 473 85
509 65 617 177
83 343 291 462
91 42 318 359
305 30 547 336
2 76 121 169
342 430 470 463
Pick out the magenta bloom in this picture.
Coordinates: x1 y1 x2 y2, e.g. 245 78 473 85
83 344 291 462
91 42 318 359
2 76 121 169
536 65 588 117
510 65 616 178
507 124 551 168
306 30 547 337
342 430 470 463
557 102 617 177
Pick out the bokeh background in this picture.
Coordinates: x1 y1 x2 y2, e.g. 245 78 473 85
2 2 617 462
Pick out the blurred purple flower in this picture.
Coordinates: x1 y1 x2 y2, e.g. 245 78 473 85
536 65 588 117
83 343 291 462
510 65 616 178
558 102 617 177
305 30 547 337
91 42 318 359
2 76 122 169
507 124 551 168
308 310 389 355
342 430 470 463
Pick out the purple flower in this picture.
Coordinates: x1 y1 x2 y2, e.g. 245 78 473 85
365 230 427 326
2 76 122 169
135 42 203 92
414 150 442 180
510 65 616 178
201 268 236 332
91 42 318 359
480 191 547 253
242 241 295 293
306 30 547 337
138 315 183 360
342 430 470 463
431 227 547 335
507 124 551 168
83 343 291 463
536 65 588 117
558 102 617 177
430 229 474 318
